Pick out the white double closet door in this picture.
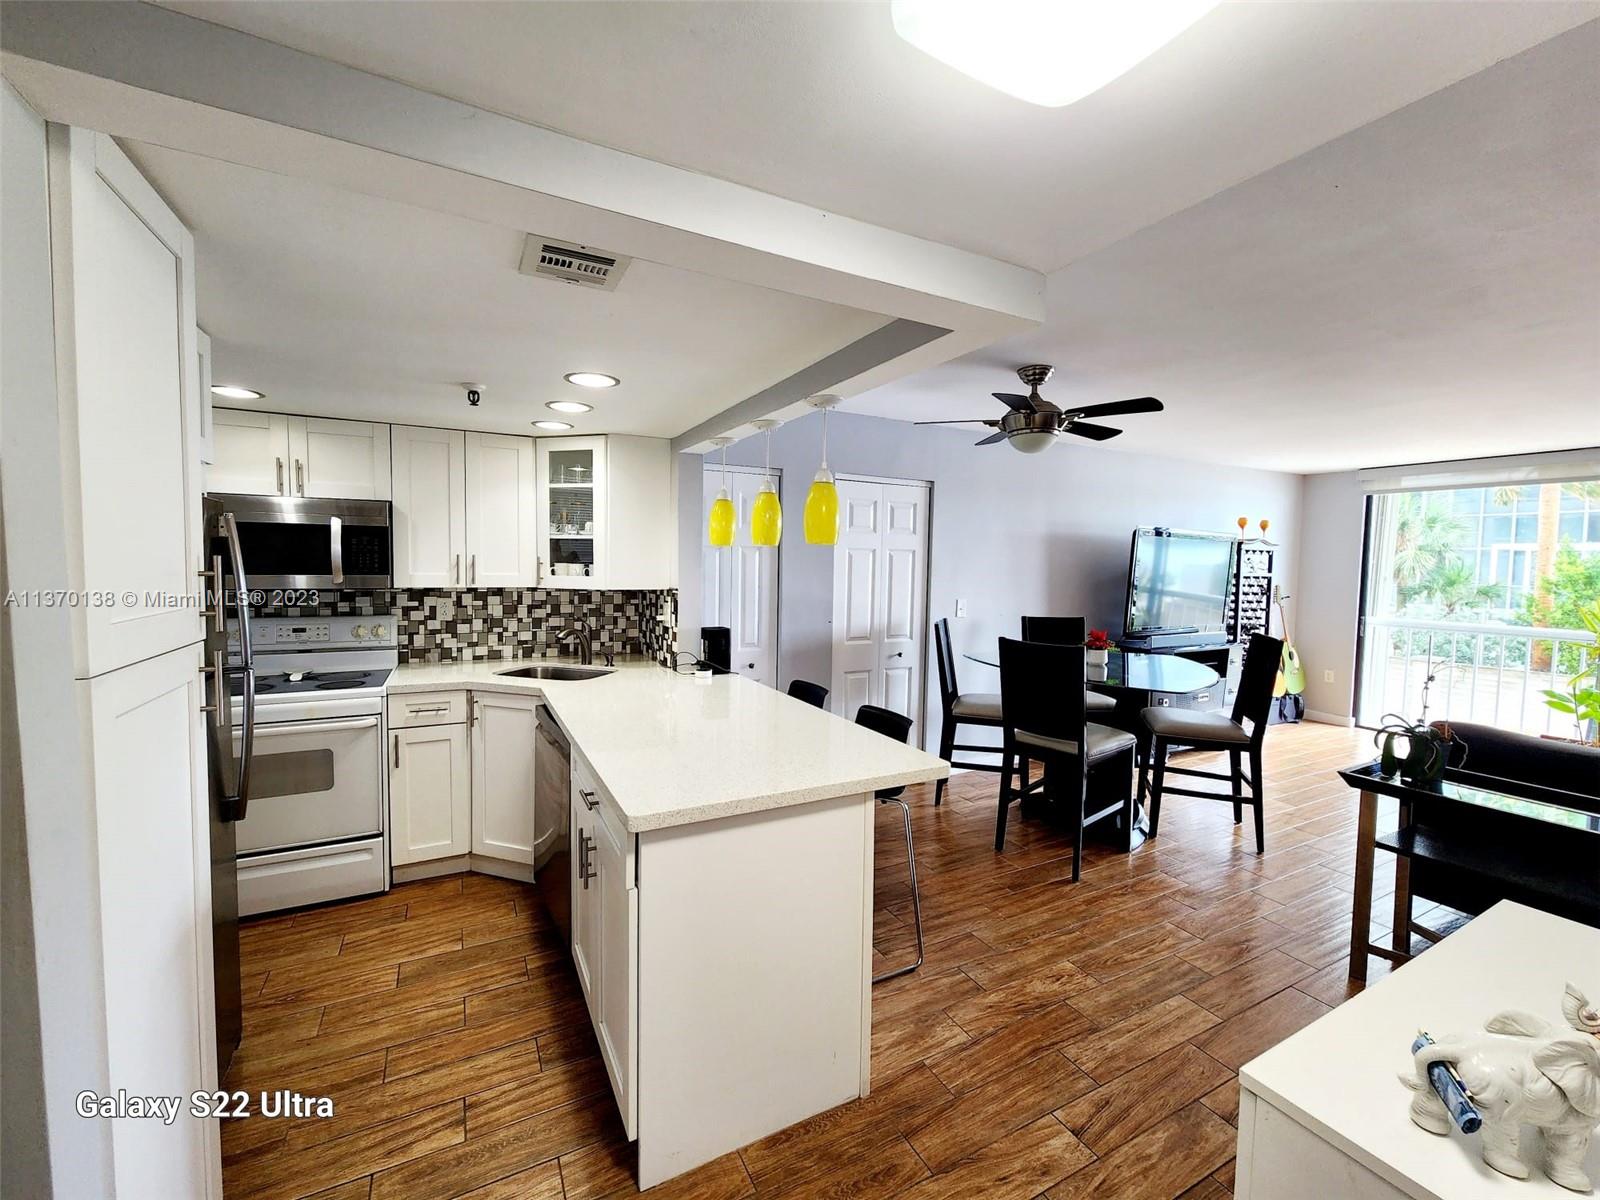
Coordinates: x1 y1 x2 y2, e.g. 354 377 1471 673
702 465 780 686
831 478 930 733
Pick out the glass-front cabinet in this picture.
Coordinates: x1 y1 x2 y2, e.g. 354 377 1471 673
535 436 608 589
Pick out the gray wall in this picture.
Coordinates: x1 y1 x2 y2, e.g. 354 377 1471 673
1295 471 1367 723
679 410 1305 751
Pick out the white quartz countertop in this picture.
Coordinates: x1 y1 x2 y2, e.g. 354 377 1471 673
388 660 949 833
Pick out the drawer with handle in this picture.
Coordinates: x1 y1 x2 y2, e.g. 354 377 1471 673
387 690 468 728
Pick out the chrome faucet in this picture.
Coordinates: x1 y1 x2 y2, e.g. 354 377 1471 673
557 619 593 665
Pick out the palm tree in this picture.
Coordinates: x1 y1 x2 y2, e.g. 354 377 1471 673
1408 560 1500 617
1391 494 1467 597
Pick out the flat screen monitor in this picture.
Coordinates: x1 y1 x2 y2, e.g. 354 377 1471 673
1124 529 1236 635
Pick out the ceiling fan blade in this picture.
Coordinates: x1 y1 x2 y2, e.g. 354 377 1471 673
1065 421 1123 441
914 418 1000 426
992 392 1034 412
1063 396 1164 420
974 431 1008 446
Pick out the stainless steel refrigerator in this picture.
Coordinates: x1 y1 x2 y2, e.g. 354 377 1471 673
202 499 257 1077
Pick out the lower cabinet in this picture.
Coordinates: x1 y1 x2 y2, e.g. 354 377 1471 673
570 753 639 1139
389 721 470 865
470 692 538 862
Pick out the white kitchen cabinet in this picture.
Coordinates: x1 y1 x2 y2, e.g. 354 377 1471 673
289 416 391 500
570 750 638 1138
210 409 291 495
536 434 672 590
464 432 537 586
389 721 470 865
210 410 390 500
392 424 467 587
469 691 538 863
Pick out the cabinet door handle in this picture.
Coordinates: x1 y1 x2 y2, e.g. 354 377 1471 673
580 788 599 811
295 458 304 495
470 554 477 585
275 457 285 494
467 694 476 729
454 554 461 586
579 832 597 886
392 734 399 769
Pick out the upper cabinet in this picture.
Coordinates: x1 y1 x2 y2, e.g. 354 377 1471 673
464 432 537 587
536 435 672 590
392 425 467 588
208 410 390 500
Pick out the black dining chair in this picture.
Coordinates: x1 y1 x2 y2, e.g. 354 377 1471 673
1140 633 1284 854
1019 616 1118 718
931 617 1005 806
855 704 923 982
996 638 1137 878
786 679 830 709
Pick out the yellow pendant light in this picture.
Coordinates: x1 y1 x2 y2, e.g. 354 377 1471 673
749 419 783 547
803 395 842 545
706 437 736 548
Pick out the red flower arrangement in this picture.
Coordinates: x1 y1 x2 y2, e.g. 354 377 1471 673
1085 629 1111 650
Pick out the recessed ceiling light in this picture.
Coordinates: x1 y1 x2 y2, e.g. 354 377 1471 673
564 372 619 389
546 400 593 414
891 0 1219 108
532 420 573 431
211 384 264 400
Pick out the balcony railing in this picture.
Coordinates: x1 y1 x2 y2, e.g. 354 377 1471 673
1359 616 1596 737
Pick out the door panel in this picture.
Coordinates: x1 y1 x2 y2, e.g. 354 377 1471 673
390 724 469 864
209 409 289 496
701 466 779 685
392 426 466 588
471 693 538 862
292 417 391 501
831 479 929 730
465 433 536 586
234 717 382 852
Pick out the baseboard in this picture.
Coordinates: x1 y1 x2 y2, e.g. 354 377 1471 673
392 854 534 885
1306 710 1356 728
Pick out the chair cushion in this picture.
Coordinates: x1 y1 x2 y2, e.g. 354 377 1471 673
1086 690 1116 713
951 692 1003 720
1143 707 1250 746
1016 723 1137 762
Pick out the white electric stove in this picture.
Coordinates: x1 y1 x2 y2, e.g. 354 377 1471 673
230 616 397 915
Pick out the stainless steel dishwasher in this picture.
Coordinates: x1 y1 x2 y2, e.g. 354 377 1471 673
533 706 572 945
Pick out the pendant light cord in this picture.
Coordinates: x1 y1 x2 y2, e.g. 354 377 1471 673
821 407 829 470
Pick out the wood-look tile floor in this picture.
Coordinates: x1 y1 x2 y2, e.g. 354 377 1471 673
224 721 1462 1200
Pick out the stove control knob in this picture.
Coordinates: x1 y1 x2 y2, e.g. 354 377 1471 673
372 624 388 640
351 625 367 640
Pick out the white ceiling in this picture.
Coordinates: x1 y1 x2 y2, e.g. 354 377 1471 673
851 22 1600 474
158 0 1596 272
124 143 887 437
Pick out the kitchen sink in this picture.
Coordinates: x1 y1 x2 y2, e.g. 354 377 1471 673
495 664 614 681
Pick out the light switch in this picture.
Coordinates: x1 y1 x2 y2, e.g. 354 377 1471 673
955 599 968 618
1323 669 1335 684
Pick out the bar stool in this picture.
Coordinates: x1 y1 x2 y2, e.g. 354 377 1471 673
855 704 924 983
786 679 829 709
932 617 1004 806
1141 633 1283 854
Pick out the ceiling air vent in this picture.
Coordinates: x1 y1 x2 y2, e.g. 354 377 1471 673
518 236 630 291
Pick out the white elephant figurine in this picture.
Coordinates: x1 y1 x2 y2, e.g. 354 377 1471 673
1402 982 1600 1191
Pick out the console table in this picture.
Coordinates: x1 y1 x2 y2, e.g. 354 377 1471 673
1237 901 1600 1199
1339 760 1600 982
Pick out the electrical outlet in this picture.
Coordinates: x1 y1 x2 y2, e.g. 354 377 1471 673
436 597 455 621
1323 669 1335 684
955 599 968 618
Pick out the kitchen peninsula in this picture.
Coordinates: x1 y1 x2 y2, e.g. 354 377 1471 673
387 660 948 1188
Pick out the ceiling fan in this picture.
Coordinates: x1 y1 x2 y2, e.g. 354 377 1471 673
916 364 1164 454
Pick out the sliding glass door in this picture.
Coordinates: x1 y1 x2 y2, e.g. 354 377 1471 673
1355 482 1599 735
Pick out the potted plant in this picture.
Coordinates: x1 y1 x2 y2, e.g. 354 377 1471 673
1539 599 1600 746
1085 628 1110 667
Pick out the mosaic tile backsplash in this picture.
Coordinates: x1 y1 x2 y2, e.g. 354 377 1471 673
258 588 678 665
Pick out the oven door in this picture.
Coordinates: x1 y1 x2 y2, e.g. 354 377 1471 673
233 715 383 854
209 495 391 590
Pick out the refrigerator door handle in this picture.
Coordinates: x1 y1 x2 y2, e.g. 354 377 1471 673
220 511 257 820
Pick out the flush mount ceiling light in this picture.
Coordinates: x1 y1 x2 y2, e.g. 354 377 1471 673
564 372 619 389
546 400 593 414
890 0 1219 108
532 420 573 431
211 384 264 400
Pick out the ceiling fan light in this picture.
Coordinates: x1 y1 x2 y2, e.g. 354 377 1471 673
1009 429 1059 454
891 0 1220 108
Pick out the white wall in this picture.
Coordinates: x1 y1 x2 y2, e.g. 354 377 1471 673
680 411 1306 751
1295 471 1368 723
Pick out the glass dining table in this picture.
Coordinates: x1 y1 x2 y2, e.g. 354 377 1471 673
961 646 1225 850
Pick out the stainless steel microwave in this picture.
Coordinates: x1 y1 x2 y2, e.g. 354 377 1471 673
206 495 392 591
